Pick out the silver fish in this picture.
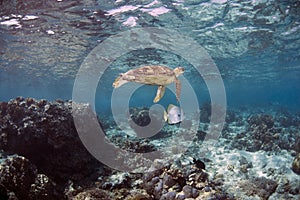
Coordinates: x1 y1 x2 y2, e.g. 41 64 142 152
164 104 184 124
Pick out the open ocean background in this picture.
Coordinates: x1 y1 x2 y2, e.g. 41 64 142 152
1 0 300 112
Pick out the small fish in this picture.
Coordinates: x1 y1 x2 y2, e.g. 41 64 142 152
164 104 184 124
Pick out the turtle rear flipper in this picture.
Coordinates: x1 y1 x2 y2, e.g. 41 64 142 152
175 77 181 102
153 85 166 103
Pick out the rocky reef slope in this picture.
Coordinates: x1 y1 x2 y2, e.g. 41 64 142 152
0 97 299 199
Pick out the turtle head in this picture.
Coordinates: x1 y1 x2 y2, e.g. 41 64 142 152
174 67 185 77
113 73 127 88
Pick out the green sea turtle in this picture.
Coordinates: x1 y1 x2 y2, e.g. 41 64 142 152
113 65 185 103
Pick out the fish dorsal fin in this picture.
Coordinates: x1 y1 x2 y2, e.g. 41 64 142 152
167 104 176 112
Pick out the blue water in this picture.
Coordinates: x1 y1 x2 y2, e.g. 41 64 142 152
1 0 300 112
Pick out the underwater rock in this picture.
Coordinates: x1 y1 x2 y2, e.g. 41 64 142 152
124 190 152 200
228 112 298 152
71 188 112 200
273 177 300 199
277 111 300 128
182 185 196 198
292 153 300 175
0 97 102 184
160 191 176 200
193 158 206 170
225 110 238 123
144 166 185 199
288 181 300 195
129 107 151 127
29 174 58 200
248 114 274 129
142 163 231 200
68 186 152 200
0 155 36 199
239 177 278 199
109 133 157 153
0 155 58 200
238 156 253 173
128 106 165 139
162 173 176 188
196 130 207 141
101 172 131 190
294 137 300 153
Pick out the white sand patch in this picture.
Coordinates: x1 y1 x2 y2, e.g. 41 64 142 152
22 15 39 20
0 18 21 28
46 30 55 35
140 6 170 17
105 5 140 16
211 0 228 4
202 145 300 198
122 16 138 27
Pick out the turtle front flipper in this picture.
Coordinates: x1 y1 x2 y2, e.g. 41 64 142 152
175 77 181 102
153 85 166 103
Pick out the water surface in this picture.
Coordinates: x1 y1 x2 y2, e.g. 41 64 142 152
1 0 300 110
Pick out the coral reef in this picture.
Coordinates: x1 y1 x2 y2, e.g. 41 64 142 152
129 107 151 127
276 111 300 128
69 188 112 200
109 132 157 153
239 177 278 199
248 114 275 129
223 113 298 152
0 97 103 185
0 98 299 199
292 153 300 175
0 155 58 199
143 164 230 200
